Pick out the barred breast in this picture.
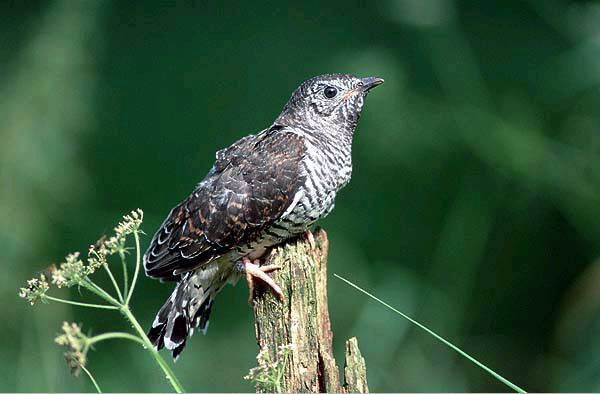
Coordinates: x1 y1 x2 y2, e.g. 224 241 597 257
284 130 352 225
235 129 353 260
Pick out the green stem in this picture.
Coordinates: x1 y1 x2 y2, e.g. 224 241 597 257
334 274 527 394
120 305 185 393
125 231 141 305
43 295 119 310
79 363 102 393
81 278 120 306
119 250 129 299
102 263 124 303
87 332 145 348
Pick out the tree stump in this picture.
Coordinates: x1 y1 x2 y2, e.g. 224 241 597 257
250 228 369 393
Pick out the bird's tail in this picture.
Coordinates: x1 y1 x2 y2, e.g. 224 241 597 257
147 271 216 360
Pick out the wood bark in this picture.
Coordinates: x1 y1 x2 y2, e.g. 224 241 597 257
251 228 369 393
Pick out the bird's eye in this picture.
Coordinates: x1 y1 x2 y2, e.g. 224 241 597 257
323 86 338 99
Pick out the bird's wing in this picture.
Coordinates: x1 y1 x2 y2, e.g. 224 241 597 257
143 127 305 280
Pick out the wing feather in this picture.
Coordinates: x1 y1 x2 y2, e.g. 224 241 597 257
144 127 305 280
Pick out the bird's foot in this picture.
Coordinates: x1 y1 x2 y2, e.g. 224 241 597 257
243 257 283 304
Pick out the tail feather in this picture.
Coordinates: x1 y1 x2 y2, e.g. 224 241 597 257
148 271 215 360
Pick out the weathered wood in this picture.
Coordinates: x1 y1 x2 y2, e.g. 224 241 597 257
250 228 369 393
343 337 369 393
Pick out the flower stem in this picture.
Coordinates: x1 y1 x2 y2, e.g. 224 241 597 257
125 231 141 305
87 332 145 348
43 295 119 310
119 250 129 299
102 263 124 303
81 278 120 306
120 305 185 393
80 363 102 393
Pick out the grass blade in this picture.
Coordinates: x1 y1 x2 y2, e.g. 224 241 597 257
334 273 527 393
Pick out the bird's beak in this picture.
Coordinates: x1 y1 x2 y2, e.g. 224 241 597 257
360 76 384 92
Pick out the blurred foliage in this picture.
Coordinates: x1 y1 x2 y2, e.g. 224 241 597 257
1 0 599 392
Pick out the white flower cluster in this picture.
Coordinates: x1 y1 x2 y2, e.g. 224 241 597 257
103 209 144 255
244 343 294 392
19 209 145 297
114 209 143 237
51 252 87 288
55 321 89 377
18 275 49 305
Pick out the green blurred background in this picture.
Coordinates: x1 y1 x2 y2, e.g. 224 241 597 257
1 0 600 391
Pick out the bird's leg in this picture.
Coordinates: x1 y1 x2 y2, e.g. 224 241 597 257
242 257 283 303
257 264 280 273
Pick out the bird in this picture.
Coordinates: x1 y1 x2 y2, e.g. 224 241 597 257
143 73 383 359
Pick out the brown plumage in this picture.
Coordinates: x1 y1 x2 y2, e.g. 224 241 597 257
145 128 305 280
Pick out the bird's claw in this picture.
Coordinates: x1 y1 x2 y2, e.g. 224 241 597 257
243 258 283 304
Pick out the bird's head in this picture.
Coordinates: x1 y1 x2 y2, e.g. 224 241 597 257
275 73 384 132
